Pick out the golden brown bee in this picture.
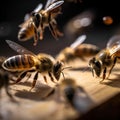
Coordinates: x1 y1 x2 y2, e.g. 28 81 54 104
2 40 67 91
18 0 64 46
55 78 94 113
56 35 100 63
89 35 120 82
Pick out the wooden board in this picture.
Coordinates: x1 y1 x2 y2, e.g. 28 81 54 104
0 57 120 120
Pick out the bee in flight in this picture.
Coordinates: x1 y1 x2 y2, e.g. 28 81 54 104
56 35 100 63
2 40 68 91
89 35 120 82
18 0 64 46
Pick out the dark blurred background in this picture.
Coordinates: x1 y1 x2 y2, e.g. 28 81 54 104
0 0 120 57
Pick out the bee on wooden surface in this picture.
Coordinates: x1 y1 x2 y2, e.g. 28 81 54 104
18 0 64 46
56 35 100 63
89 35 120 82
55 78 94 113
2 40 67 91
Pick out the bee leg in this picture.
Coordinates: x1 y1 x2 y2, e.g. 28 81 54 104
24 73 32 83
39 24 44 40
33 25 39 46
12 71 28 85
107 57 117 79
100 67 107 83
29 71 39 91
49 22 58 40
48 72 57 83
43 75 47 83
51 20 63 37
5 85 13 99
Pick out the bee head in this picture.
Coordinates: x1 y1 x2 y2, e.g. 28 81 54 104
53 61 64 80
32 12 41 28
89 57 102 77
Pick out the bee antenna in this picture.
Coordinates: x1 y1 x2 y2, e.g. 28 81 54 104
61 66 72 71
61 66 72 80
61 72 65 80
82 66 91 73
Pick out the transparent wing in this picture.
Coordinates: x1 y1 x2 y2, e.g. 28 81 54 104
109 44 120 56
23 3 43 21
33 3 43 13
70 34 87 49
6 40 36 55
106 35 120 56
44 0 56 9
107 35 120 48
45 0 64 12
24 13 31 21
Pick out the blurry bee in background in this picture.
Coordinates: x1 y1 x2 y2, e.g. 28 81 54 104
55 78 94 113
2 40 68 91
89 35 120 82
102 16 113 25
56 35 100 63
18 0 64 46
64 10 95 40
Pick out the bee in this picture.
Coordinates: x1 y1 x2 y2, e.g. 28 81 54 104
18 0 64 46
56 35 100 63
2 40 67 91
55 78 94 113
89 35 120 82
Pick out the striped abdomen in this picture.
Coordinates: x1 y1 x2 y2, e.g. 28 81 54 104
2 54 36 71
74 44 100 57
18 24 34 41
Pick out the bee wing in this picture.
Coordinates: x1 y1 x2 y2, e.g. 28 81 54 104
106 35 120 56
44 0 64 12
70 34 87 49
109 44 120 56
107 35 120 48
19 18 31 27
33 3 43 13
6 40 36 55
44 0 56 9
22 3 43 22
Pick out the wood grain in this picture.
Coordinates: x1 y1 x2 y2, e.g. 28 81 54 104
0 57 120 120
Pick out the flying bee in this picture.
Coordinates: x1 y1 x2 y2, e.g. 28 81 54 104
2 40 68 91
18 0 64 46
56 35 100 63
89 35 120 82
55 78 94 113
